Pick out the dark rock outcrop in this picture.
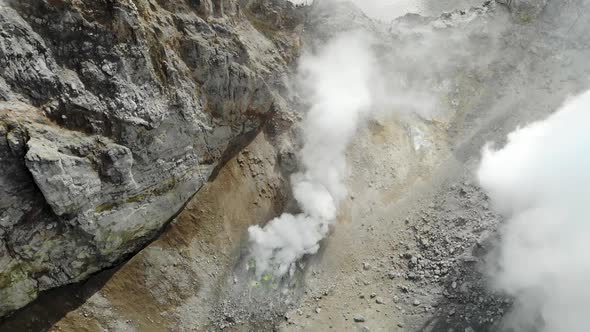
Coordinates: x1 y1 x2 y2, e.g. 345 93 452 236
0 0 303 317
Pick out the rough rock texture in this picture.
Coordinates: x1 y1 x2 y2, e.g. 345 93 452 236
497 0 548 20
0 0 303 317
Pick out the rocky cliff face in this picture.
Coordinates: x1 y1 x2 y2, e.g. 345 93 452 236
0 0 303 317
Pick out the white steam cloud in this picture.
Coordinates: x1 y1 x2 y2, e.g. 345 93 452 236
477 90 590 331
248 32 375 276
249 0 505 277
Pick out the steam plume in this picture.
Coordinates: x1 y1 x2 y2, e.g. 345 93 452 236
248 32 375 276
249 0 503 277
477 90 590 331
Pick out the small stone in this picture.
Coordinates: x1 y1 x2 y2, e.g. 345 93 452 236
397 323 404 328
407 272 421 280
353 315 366 323
361 326 371 332
363 262 371 271
375 297 386 304
370 293 377 299
452 281 457 289
413 299 421 306
315 307 321 314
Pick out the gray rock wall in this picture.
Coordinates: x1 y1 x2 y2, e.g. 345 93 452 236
0 0 303 317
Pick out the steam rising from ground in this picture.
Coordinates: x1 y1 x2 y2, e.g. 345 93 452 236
478 91 590 331
248 0 505 277
248 32 375 276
